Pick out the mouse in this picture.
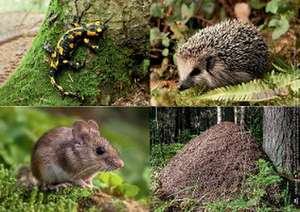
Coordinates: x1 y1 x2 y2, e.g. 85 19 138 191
30 120 124 190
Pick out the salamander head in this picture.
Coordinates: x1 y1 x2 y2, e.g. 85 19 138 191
85 20 108 36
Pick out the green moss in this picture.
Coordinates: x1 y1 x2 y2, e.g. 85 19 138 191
0 164 148 212
0 164 92 212
0 0 142 106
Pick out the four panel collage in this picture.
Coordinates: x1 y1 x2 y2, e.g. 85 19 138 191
0 0 299 211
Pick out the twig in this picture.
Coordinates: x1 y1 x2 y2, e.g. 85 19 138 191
163 6 173 33
218 0 234 17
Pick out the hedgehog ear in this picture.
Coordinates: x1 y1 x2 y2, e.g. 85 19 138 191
206 56 215 71
72 120 90 142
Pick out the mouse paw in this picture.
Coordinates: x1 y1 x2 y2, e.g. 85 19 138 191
74 179 94 189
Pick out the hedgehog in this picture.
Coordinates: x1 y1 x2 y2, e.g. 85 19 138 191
176 19 269 91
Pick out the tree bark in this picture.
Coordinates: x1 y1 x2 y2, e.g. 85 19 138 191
217 107 222 124
234 107 238 124
240 106 245 126
263 107 300 205
0 0 150 106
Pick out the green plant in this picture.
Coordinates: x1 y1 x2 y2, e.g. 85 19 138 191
152 197 197 212
93 172 140 198
265 0 295 40
150 143 184 168
176 129 196 143
150 0 197 80
205 159 298 211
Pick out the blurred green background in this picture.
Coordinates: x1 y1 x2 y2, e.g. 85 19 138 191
0 0 49 13
0 107 150 200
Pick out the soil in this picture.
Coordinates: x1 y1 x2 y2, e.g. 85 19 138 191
79 191 148 212
0 11 44 85
156 122 265 209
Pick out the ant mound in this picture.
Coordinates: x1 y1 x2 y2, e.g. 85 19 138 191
157 122 264 205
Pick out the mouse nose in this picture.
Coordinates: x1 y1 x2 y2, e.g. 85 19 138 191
114 159 124 168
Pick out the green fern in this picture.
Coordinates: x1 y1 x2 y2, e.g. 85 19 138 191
191 65 300 104
192 80 274 103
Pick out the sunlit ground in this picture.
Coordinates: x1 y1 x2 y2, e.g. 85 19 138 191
0 0 50 13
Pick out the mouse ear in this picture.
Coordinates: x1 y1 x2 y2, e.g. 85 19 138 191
72 120 90 141
87 120 99 131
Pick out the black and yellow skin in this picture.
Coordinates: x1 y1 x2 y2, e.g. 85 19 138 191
44 20 108 100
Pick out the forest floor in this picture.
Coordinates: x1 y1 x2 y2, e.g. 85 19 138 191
150 122 297 211
0 12 44 85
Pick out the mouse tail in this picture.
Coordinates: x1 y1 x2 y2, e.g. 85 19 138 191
16 166 39 190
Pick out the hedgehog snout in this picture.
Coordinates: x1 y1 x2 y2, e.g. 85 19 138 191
177 79 193 91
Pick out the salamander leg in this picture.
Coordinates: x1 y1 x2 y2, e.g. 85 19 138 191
62 60 85 71
83 38 100 53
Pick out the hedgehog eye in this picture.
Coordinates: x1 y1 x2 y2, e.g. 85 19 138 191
96 146 106 155
190 68 201 77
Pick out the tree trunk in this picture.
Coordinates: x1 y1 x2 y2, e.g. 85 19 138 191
240 106 245 126
0 0 150 106
263 107 300 206
234 107 238 124
217 107 222 124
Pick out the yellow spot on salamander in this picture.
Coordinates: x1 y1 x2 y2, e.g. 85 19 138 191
96 28 102 33
84 38 90 44
50 61 57 69
59 47 64 55
87 31 97 36
51 51 56 58
54 59 59 67
75 31 82 36
63 60 68 64
69 43 74 48
68 34 74 39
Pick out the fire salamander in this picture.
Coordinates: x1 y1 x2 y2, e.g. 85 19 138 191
44 19 109 100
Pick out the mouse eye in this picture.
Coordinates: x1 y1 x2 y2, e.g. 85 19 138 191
190 67 201 77
96 146 106 155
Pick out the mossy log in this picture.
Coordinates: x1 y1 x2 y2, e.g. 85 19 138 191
0 0 150 106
